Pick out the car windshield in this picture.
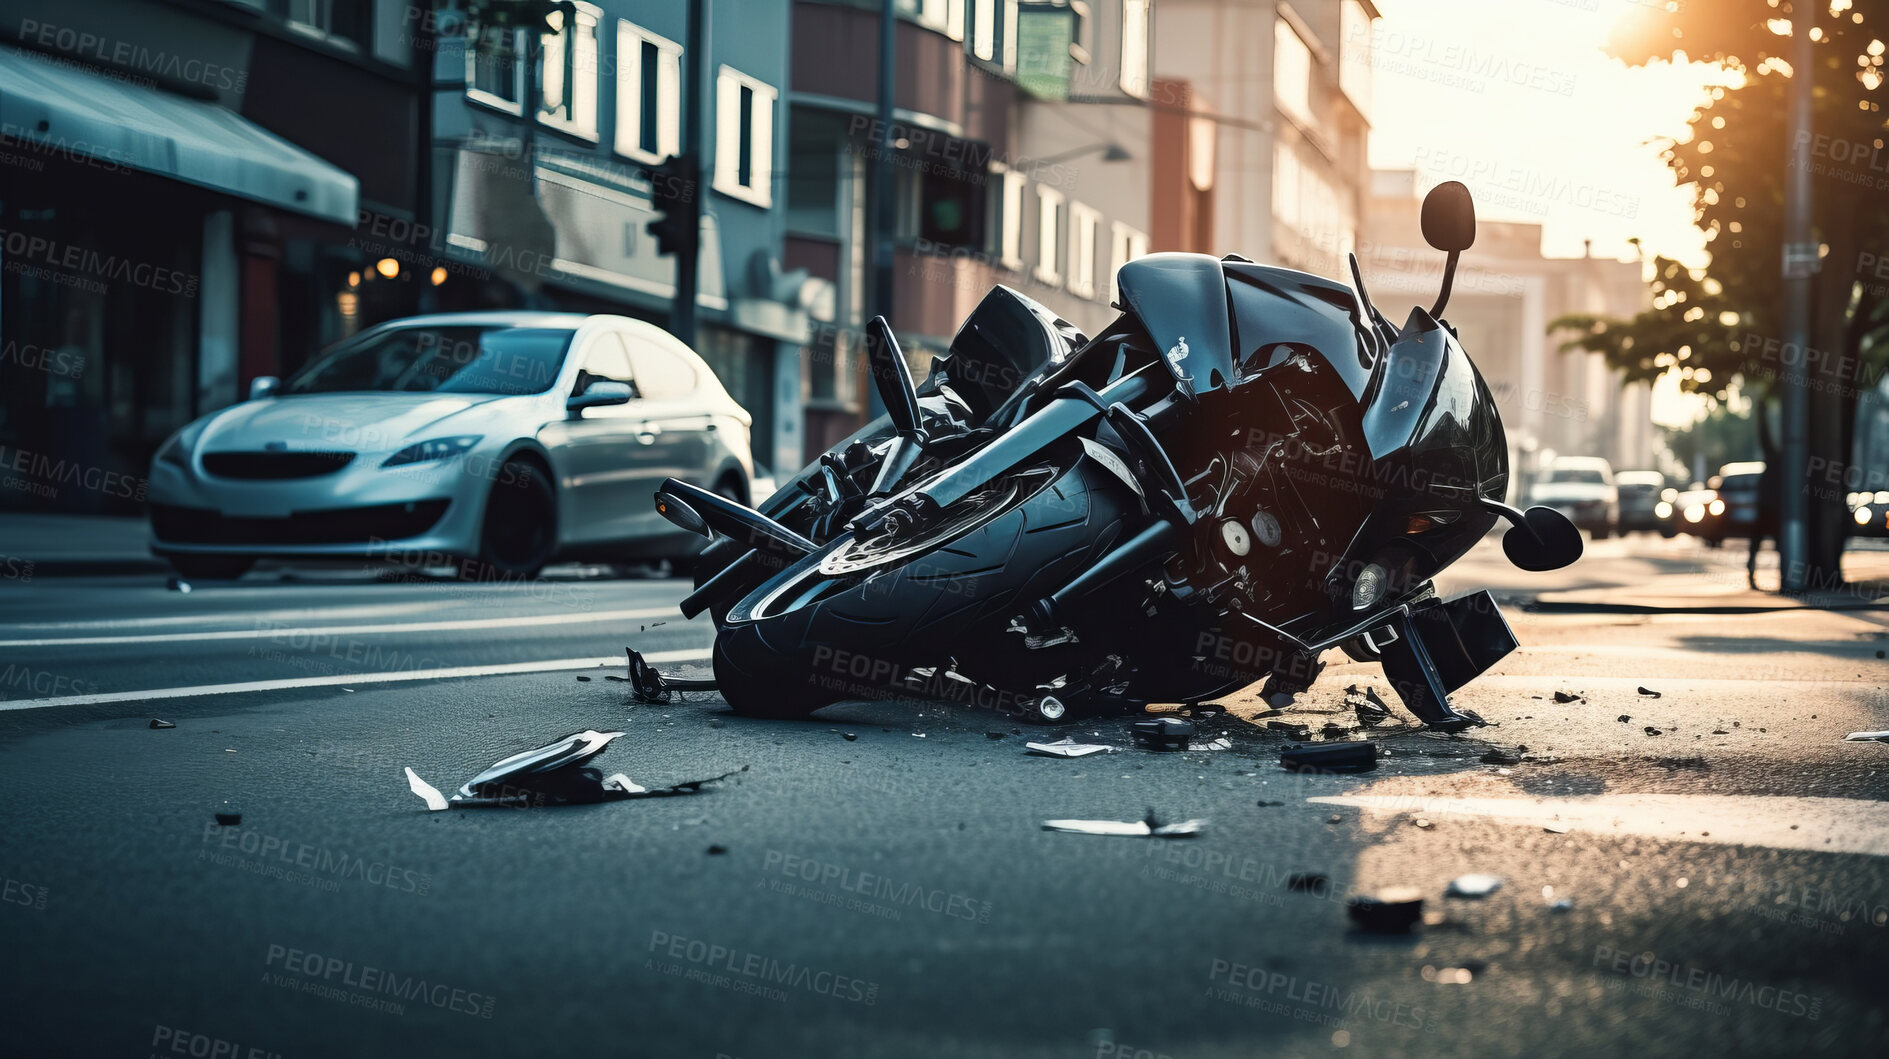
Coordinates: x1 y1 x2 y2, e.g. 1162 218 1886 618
285 326 574 396
1546 468 1606 485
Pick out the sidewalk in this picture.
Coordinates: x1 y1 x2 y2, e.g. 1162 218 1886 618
1529 546 1889 612
0 513 164 576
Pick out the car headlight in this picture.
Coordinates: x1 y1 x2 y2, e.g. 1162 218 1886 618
1856 506 1873 526
1683 504 1705 523
1654 501 1672 519
1351 562 1387 610
1708 498 1725 516
382 435 483 468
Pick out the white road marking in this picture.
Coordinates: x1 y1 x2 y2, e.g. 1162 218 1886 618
0 648 712 712
0 602 456 631
0 607 683 647
1310 793 1889 858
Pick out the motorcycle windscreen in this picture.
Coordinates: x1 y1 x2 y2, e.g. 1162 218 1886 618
1361 313 1479 464
1114 253 1237 395
943 285 1081 421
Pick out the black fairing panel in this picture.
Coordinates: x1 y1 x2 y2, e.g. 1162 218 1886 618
1223 262 1376 400
941 285 1081 421
1115 253 1237 394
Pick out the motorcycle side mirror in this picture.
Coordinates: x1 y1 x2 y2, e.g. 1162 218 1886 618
654 489 711 538
1420 181 1477 253
1501 506 1584 572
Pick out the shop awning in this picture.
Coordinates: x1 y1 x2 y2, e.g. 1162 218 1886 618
0 44 357 225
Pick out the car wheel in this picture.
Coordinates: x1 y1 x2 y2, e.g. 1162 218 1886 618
461 459 556 581
167 555 255 580
1592 525 1610 540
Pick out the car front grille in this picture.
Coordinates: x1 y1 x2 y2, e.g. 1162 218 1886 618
201 451 356 479
151 500 450 544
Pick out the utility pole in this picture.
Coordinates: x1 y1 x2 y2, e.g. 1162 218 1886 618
866 0 897 417
671 0 708 347
1778 3 1817 594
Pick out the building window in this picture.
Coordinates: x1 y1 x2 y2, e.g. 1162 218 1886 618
1339 0 1372 118
466 26 525 113
908 0 966 40
991 165 1027 270
540 2 601 140
270 0 372 48
1067 0 1091 65
969 0 1019 71
1273 18 1313 129
715 66 777 207
1120 0 1150 98
616 20 682 163
1108 221 1146 297
1034 184 1065 286
1067 203 1099 298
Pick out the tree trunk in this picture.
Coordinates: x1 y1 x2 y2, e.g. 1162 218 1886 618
1804 185 1860 592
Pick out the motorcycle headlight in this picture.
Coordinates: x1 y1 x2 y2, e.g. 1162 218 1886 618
382 435 483 468
1351 562 1387 610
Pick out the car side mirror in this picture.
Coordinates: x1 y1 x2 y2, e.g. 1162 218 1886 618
1420 181 1477 252
567 380 634 413
1502 506 1584 572
249 375 280 401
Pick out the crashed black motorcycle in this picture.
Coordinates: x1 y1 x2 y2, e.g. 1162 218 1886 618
652 181 1582 731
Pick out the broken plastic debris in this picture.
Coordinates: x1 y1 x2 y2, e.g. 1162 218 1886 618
214 811 242 826
1344 685 1395 727
1190 737 1233 751
1347 887 1424 933
1266 721 1312 739
167 577 191 593
1637 686 1662 698
1643 726 1662 737
1026 738 1117 758
1543 822 1572 834
149 719 175 730
1042 810 1205 838
1446 873 1504 898
1280 741 1378 774
1844 731 1889 742
403 729 744 810
1132 718 1193 751
1617 715 1632 723
1479 748 1522 766
1552 690 1583 704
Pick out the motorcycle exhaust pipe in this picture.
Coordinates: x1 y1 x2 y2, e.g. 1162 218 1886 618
1027 521 1180 629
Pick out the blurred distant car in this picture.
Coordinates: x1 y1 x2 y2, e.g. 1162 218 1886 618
1705 462 1766 543
1531 456 1619 539
1849 489 1889 538
149 312 760 580
1663 485 1724 543
1614 470 1665 533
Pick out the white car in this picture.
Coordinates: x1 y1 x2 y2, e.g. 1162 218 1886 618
149 312 759 579
1530 456 1619 539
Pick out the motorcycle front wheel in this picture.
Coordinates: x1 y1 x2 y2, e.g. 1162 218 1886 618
711 458 1134 718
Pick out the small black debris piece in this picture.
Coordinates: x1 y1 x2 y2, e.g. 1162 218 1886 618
1285 872 1329 893
576 675 591 682
1266 721 1312 739
1321 722 1353 739
1256 800 1286 807
1636 686 1662 698
706 845 728 855
1347 887 1424 933
1479 748 1522 766
1552 690 1583 704
842 732 858 742
1711 729 1729 735
986 732 1006 740
214 811 242 826
1280 741 1378 774
1133 718 1194 751
149 719 175 730
1344 685 1395 727
1617 715 1631 724
1643 727 1662 737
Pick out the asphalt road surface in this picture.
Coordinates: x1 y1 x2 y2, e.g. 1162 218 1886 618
1 536 1885 1058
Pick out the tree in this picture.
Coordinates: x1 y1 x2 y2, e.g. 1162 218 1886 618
1550 0 1889 589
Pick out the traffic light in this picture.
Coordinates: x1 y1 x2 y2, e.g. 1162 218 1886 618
645 153 699 259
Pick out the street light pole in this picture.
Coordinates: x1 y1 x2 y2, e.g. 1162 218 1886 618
672 0 708 348
1778 5 1816 594
866 0 897 418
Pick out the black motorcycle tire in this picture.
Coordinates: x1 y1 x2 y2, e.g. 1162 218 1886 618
712 458 1134 718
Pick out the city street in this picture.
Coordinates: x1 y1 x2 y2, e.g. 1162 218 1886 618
2 536 1885 1057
